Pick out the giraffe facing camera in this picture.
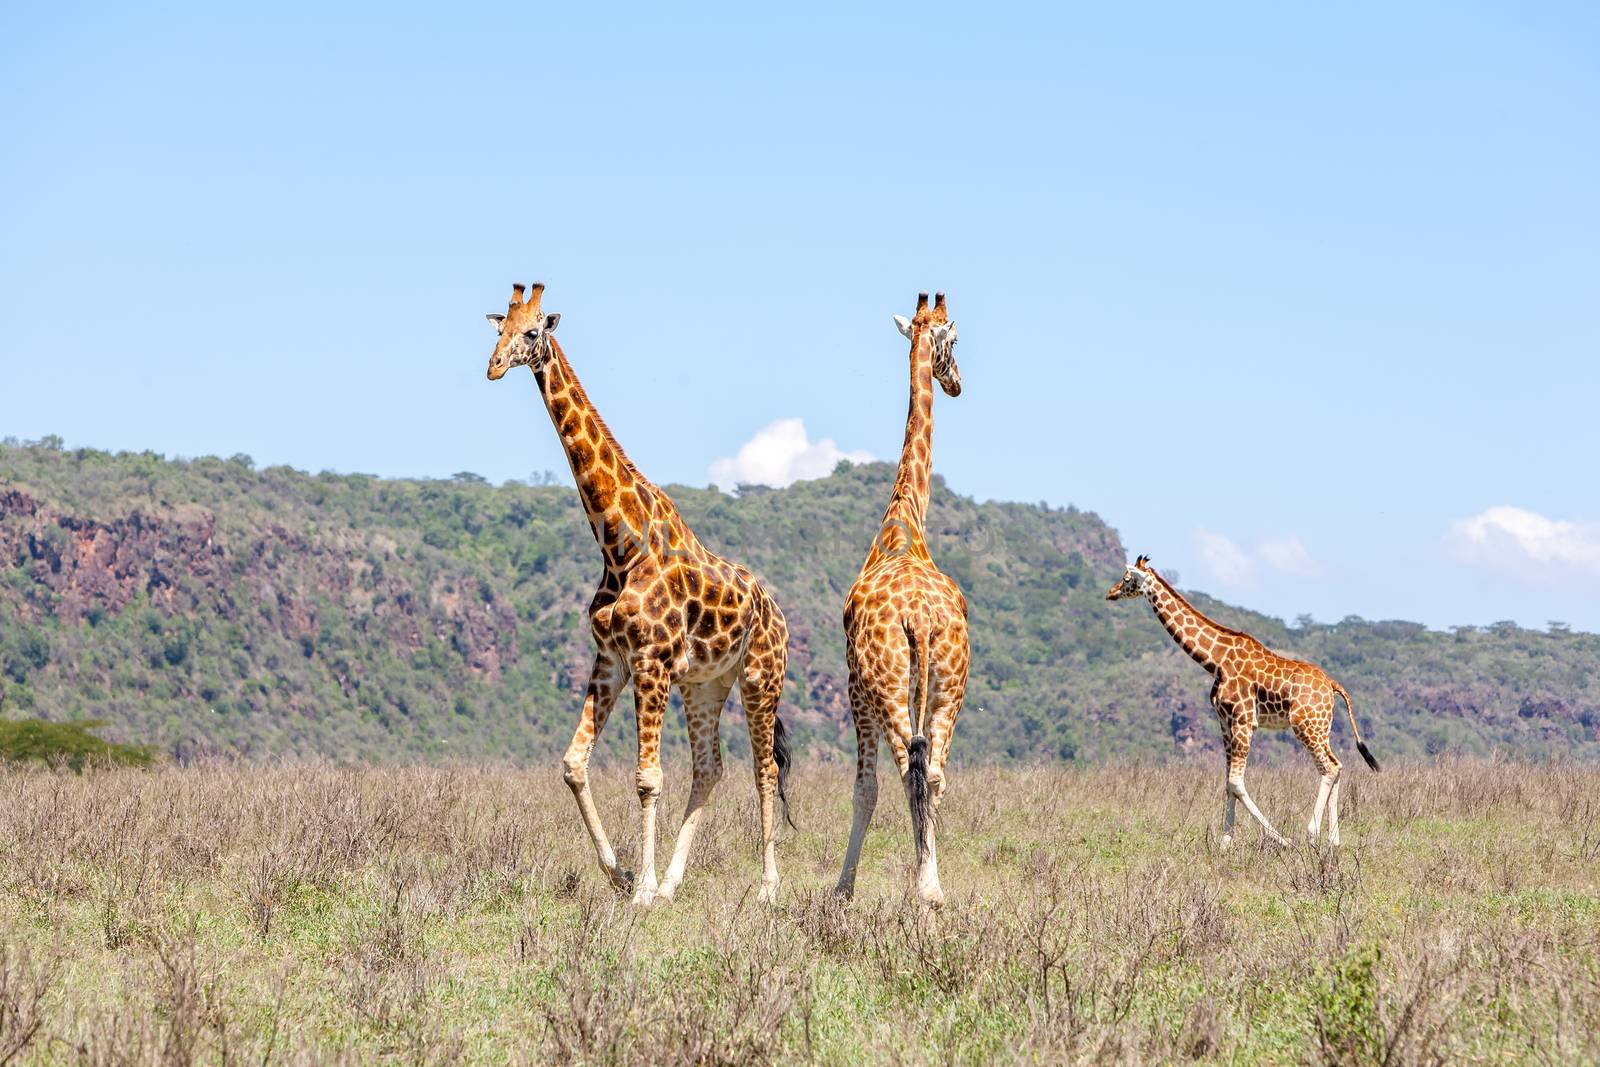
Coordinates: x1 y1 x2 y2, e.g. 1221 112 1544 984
485 282 560 380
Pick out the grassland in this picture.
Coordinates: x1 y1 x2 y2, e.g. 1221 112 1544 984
0 759 1596 1065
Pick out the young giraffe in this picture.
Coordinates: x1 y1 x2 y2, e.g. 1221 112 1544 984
835 292 970 908
1106 556 1379 847
485 282 792 905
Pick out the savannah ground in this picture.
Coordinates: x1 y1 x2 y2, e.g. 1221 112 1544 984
0 758 1596 1065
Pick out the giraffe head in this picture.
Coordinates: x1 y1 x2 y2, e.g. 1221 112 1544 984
1106 555 1155 601
893 291 962 397
486 282 562 381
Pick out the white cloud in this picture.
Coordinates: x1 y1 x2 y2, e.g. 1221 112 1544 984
1257 535 1326 577
1193 530 1328 587
1449 506 1600 579
1193 529 1255 587
708 418 873 491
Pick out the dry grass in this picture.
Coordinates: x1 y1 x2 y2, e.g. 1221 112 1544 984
0 758 1596 1064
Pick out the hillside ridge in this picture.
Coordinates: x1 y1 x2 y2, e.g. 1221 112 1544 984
3 440 1597 763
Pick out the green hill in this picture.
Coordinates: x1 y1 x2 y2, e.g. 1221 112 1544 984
3 438 1597 765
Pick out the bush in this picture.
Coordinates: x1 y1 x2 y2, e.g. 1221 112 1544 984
1313 943 1383 1065
0 719 154 770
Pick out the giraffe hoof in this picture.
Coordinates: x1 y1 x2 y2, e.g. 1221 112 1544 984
631 886 659 907
757 881 779 905
1219 834 1234 851
832 883 855 902
610 868 635 895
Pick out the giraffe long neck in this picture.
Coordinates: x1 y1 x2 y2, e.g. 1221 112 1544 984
1144 570 1237 673
872 332 936 562
534 339 685 571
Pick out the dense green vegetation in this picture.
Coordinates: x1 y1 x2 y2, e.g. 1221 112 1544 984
2 438 1597 764
0 717 153 769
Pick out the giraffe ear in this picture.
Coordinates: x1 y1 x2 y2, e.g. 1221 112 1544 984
486 313 505 331
544 312 560 332
893 315 913 339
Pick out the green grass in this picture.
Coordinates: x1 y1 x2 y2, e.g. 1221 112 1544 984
0 759 1596 1064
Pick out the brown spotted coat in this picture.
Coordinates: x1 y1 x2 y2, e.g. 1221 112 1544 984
1107 556 1378 847
836 292 969 906
487 283 790 904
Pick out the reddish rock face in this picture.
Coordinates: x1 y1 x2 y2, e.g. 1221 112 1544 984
0 488 519 682
2 490 223 623
1167 697 1214 755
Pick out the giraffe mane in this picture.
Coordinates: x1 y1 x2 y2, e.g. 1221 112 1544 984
1143 565 1256 642
545 336 655 491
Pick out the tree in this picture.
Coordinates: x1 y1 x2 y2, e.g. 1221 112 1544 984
0 719 153 770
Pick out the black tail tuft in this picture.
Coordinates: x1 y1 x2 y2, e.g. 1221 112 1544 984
773 716 796 830
1357 740 1380 773
907 735 932 866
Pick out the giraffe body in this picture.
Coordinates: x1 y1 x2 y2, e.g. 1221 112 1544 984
1108 556 1378 847
836 292 969 907
487 282 791 905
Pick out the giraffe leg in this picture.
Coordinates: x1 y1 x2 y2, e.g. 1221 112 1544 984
1220 739 1239 850
656 677 731 903
1222 787 1238 850
1222 714 1289 847
561 652 632 892
1299 726 1342 846
925 634 968 815
834 700 880 901
740 628 787 905
1327 769 1343 847
1309 773 1334 844
629 661 671 906
879 677 943 908
1218 702 1242 850
913 792 945 909
1230 785 1286 846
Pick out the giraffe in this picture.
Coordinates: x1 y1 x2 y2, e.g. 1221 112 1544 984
485 281 793 905
835 291 970 908
1106 556 1379 848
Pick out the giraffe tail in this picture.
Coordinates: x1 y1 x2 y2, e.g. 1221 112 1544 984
907 735 932 867
905 620 935 866
1334 682 1380 771
772 715 796 830
906 618 935 740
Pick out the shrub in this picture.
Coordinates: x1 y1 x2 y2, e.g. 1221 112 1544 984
0 718 154 770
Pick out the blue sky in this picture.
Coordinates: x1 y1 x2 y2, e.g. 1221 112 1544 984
3 2 1598 631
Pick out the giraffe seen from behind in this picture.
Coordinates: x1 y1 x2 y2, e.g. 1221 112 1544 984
836 292 970 908
486 281 792 905
1107 556 1379 847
